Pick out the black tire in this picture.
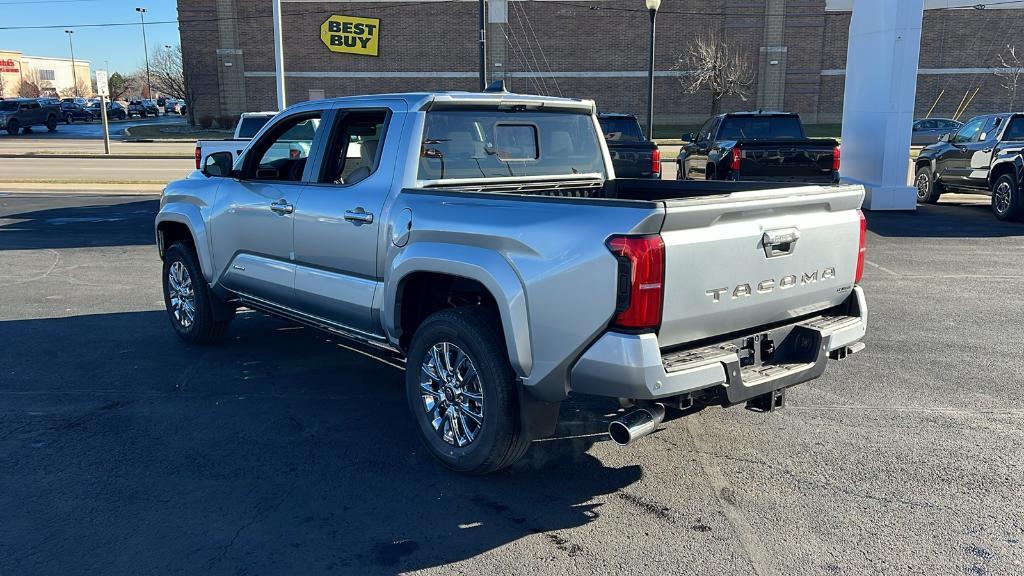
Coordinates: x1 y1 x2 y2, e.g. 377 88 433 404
991 174 1022 221
162 241 234 345
676 159 685 180
406 307 530 475
915 165 943 204
46 116 57 131
5 119 17 135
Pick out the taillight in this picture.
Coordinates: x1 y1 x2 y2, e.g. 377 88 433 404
651 147 661 175
606 235 665 331
730 147 742 172
855 209 866 283
194 146 201 169
832 145 841 172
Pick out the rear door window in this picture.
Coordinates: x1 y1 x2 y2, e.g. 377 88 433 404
418 109 605 181
718 116 805 140
598 117 645 142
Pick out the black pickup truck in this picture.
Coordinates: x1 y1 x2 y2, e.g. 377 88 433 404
915 113 1024 221
597 113 661 179
677 112 839 184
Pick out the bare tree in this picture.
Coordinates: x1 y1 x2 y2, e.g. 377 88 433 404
149 44 199 125
676 31 755 116
18 68 42 98
58 77 92 99
0 73 7 98
996 44 1023 111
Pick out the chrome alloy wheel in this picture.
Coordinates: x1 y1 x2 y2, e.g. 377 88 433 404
915 172 930 200
993 180 1012 214
167 261 196 329
420 342 484 447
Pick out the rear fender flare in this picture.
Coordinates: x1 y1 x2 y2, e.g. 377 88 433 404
155 205 214 284
384 243 532 378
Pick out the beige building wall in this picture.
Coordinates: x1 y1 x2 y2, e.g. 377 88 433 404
0 50 92 98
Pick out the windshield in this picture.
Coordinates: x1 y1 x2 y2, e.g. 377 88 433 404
598 117 645 142
718 116 805 140
0 101 19 112
418 109 605 181
237 116 272 139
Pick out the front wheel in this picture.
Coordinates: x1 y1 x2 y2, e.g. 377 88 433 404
406 307 530 474
991 174 1022 221
162 242 234 344
5 119 18 135
915 166 943 204
47 116 57 131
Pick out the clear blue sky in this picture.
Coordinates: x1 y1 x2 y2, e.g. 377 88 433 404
1 0 181 76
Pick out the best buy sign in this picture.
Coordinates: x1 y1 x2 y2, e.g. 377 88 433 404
321 15 380 57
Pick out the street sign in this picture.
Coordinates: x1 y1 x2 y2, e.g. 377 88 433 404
320 15 380 56
95 69 109 97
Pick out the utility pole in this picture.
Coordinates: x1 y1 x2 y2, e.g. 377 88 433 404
478 0 487 90
645 0 661 139
136 7 152 98
65 29 78 97
272 0 287 110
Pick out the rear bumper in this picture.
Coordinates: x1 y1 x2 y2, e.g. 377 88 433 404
569 286 867 402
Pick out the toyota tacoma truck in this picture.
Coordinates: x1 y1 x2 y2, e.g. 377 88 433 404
156 91 868 474
678 111 840 184
914 112 1024 221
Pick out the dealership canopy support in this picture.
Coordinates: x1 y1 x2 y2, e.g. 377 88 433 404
839 0 924 211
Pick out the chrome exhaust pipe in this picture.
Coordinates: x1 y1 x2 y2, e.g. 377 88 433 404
608 403 666 446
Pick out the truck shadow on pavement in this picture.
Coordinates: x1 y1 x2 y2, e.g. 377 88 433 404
0 198 158 250
0 309 642 575
865 200 1024 238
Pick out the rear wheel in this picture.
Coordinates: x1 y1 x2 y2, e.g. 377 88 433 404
5 119 18 135
991 174 1022 221
915 165 943 204
406 307 530 474
47 116 57 131
162 241 234 344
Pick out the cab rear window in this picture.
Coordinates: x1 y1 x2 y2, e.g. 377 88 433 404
418 110 605 181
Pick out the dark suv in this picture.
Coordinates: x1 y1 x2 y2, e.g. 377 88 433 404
915 113 1024 220
60 101 95 123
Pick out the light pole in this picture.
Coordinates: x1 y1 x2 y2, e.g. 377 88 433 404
65 29 79 98
645 0 661 140
478 0 486 90
136 7 152 98
271 0 286 110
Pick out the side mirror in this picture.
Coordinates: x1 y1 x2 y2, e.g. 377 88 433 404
681 132 695 142
203 151 234 177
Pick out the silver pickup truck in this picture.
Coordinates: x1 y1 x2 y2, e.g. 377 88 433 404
156 91 868 474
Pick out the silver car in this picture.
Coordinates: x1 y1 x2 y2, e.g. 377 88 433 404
911 118 961 146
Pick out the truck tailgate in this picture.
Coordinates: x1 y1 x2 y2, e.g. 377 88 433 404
657 184 864 348
735 139 837 182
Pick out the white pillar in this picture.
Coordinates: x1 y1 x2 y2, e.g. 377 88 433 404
839 0 924 211
272 0 286 110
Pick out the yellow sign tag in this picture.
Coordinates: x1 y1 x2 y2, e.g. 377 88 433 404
320 15 380 57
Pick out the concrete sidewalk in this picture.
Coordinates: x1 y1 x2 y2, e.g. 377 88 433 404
0 139 194 159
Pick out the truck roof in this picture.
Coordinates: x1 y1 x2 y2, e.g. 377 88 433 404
720 111 797 117
288 91 596 114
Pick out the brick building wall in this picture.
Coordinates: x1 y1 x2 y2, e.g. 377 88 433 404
177 0 1023 128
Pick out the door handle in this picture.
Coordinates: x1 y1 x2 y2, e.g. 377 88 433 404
269 200 294 215
344 208 374 224
982 148 993 153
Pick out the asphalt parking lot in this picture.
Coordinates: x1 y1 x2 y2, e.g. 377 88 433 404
1 192 1022 575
